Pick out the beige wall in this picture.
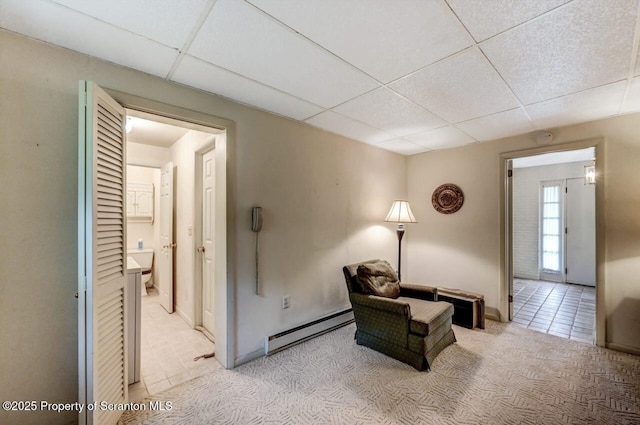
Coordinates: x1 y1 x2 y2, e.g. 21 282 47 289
406 113 640 354
0 30 406 425
235 124 405 358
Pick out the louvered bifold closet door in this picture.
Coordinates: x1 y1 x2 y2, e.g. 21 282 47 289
79 81 127 425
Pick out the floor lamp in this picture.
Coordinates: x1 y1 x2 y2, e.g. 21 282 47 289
385 200 417 282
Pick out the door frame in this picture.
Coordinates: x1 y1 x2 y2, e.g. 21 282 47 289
194 144 215 333
110 89 236 369
500 137 605 347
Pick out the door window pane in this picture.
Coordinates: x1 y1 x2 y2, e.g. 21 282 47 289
543 203 559 218
541 183 562 272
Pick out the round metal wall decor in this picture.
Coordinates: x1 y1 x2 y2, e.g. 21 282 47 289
432 184 464 214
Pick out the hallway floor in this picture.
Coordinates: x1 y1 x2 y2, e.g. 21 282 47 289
512 278 596 344
128 287 219 402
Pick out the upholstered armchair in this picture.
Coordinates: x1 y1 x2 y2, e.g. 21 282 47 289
343 259 456 371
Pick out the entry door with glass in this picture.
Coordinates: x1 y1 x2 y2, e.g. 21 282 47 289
539 180 564 282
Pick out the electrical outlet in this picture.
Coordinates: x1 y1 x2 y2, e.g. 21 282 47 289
282 295 290 309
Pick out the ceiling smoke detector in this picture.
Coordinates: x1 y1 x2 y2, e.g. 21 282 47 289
535 131 554 145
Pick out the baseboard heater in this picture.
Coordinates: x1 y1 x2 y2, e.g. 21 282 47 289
265 308 354 355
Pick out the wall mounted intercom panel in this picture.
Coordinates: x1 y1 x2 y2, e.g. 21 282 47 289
252 206 263 232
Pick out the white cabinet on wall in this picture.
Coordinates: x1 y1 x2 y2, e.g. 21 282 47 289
127 182 154 222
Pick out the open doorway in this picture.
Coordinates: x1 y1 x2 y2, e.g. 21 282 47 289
500 139 606 346
78 82 232 424
124 111 222 400
509 148 596 344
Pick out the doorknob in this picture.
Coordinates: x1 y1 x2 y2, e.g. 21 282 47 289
197 246 206 253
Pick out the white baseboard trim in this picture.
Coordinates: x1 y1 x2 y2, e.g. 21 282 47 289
606 342 640 356
235 349 264 367
265 309 354 356
486 306 501 322
175 305 194 329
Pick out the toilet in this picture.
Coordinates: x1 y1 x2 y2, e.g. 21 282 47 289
127 248 154 290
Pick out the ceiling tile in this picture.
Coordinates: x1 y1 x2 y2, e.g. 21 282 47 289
375 139 430 156
389 47 519 123
332 88 446 137
447 0 571 42
49 0 207 49
404 126 475 150
304 111 394 145
0 0 178 77
621 76 640 113
456 108 534 142
188 0 378 108
481 0 638 105
526 81 627 129
248 0 472 83
172 56 324 121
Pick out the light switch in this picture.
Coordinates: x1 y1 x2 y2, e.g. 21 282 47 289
188 225 193 236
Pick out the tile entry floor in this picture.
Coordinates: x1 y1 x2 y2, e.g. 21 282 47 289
128 287 219 402
512 278 595 344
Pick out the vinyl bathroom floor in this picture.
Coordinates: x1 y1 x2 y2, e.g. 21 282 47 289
128 287 219 402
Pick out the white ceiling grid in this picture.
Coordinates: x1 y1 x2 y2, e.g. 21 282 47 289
246 0 474 83
1 0 639 155
332 87 446 137
304 110 395 146
404 126 475 151
456 108 534 142
388 47 521 123
525 81 628 129
446 0 572 42
171 55 325 121
622 76 640 112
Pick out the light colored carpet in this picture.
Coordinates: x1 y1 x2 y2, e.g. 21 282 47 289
120 321 640 424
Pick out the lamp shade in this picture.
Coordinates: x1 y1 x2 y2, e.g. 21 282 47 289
385 200 417 223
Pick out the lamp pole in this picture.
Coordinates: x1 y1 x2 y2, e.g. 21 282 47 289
396 223 405 281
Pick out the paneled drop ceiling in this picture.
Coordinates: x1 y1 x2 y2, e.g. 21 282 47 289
2 0 639 155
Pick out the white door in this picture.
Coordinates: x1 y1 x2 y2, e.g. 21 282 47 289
202 150 215 334
78 81 127 425
158 162 174 313
566 178 596 286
